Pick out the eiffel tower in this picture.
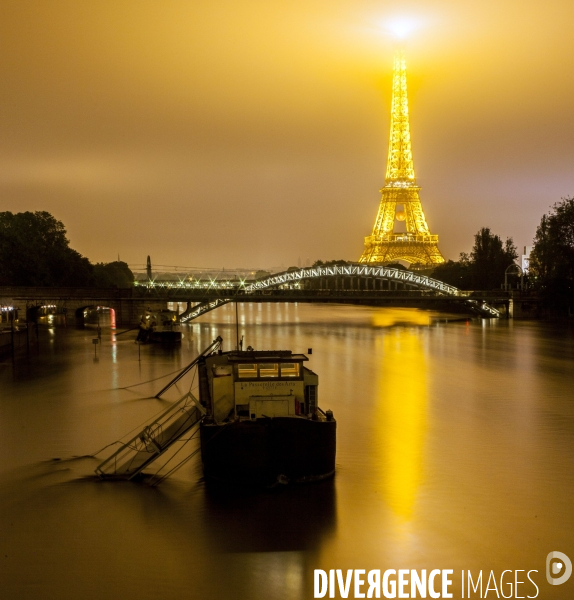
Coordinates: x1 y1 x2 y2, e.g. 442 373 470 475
359 50 444 267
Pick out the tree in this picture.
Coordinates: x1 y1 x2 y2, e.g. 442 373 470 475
0 211 94 286
431 253 472 289
0 211 138 288
93 261 134 288
386 261 409 271
312 259 350 268
529 215 551 280
431 229 518 290
470 227 518 289
529 197 574 312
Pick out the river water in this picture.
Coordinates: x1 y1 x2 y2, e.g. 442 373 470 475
0 304 572 600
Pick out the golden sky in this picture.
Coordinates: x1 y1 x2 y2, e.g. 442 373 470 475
1 0 573 270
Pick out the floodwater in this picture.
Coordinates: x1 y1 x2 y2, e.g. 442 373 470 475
0 304 572 600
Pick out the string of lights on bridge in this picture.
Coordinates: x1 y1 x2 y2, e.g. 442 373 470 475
134 277 258 290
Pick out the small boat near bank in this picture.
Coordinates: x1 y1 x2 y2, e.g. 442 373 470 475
136 308 182 343
95 337 336 486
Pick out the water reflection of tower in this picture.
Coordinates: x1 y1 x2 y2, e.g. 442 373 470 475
377 329 428 519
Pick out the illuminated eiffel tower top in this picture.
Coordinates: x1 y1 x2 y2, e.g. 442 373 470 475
385 49 416 187
359 49 444 266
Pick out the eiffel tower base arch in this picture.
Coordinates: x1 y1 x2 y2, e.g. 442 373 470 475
359 237 444 268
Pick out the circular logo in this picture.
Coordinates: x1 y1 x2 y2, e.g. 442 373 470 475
546 552 572 586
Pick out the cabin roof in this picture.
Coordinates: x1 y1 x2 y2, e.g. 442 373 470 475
226 350 308 363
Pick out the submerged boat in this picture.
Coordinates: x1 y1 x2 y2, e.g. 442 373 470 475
136 308 182 343
96 339 336 486
198 348 336 486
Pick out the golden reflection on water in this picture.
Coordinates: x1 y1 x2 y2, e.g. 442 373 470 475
376 323 428 520
371 307 432 328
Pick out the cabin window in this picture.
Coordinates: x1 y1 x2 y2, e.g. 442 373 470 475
237 363 257 378
259 363 279 378
280 363 299 377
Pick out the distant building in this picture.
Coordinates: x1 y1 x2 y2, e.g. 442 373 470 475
522 246 532 272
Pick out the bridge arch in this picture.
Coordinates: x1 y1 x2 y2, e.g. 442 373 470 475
75 305 116 329
245 264 458 295
181 264 499 322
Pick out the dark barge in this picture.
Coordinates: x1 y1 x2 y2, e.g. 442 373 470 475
95 339 335 487
198 349 336 486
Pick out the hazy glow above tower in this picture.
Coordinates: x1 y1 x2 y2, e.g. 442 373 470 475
384 17 419 39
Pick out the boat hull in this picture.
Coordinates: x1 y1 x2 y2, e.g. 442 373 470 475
200 417 336 486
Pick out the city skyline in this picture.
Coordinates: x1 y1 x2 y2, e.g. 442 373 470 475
1 1 573 269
